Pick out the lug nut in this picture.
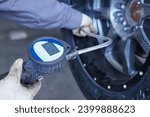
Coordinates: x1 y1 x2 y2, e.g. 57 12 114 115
115 3 125 10
114 17 124 23
114 18 119 22
123 27 130 31
133 26 139 31
123 20 127 26
123 26 132 32
117 12 123 17
121 5 125 9
113 11 123 17
135 26 139 29
120 17 124 21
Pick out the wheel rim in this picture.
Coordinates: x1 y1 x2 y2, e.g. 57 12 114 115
106 0 149 75
66 0 150 94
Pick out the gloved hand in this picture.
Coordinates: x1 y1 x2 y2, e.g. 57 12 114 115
0 58 41 100
73 14 96 37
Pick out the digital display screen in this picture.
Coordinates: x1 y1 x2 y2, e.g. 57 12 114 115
42 42 60 56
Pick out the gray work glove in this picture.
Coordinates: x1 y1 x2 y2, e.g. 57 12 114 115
73 14 96 37
0 58 41 100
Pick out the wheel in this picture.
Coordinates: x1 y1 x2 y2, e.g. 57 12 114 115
62 0 150 99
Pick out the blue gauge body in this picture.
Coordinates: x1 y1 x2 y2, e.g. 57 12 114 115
21 37 71 84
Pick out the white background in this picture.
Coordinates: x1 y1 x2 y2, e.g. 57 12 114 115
0 100 149 117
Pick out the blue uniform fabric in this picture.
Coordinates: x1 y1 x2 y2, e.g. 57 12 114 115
0 0 82 29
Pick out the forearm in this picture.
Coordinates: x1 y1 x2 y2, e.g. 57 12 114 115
0 0 82 29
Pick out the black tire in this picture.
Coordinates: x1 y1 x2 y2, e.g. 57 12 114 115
62 0 150 100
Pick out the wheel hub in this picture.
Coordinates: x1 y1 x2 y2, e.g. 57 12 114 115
130 1 142 23
110 0 143 38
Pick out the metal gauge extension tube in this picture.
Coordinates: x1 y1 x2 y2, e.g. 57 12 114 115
66 28 113 60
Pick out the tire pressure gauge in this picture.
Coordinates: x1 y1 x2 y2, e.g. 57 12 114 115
0 31 112 85
21 37 71 84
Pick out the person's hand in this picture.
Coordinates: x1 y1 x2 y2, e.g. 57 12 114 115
0 58 41 100
73 14 96 37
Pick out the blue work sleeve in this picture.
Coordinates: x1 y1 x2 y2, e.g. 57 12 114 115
0 0 82 29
